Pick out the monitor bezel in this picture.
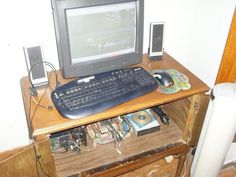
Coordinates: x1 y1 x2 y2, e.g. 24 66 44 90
52 0 144 78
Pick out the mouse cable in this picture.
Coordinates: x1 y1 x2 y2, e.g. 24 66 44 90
28 71 55 115
28 83 48 134
152 106 170 125
32 139 50 177
31 96 53 110
27 62 56 177
27 61 60 96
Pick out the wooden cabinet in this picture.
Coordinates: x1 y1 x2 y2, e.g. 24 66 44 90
0 138 56 177
20 53 209 177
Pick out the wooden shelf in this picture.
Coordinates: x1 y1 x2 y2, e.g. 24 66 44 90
19 52 210 177
20 53 209 137
53 117 183 177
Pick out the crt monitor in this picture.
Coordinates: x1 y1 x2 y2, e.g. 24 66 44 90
52 0 144 78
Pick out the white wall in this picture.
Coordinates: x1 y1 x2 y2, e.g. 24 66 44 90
144 0 236 87
0 0 58 151
0 0 235 152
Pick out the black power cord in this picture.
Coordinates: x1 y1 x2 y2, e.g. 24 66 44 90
27 61 59 177
28 87 50 177
28 61 59 126
29 85 48 130
28 61 60 96
32 141 50 177
152 106 170 125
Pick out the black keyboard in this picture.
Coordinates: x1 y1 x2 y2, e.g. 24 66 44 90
51 67 158 119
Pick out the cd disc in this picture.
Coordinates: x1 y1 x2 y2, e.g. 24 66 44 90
132 111 152 125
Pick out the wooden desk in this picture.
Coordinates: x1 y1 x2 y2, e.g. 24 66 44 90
20 53 209 177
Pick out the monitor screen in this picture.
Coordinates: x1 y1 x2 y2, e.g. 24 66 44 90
67 2 136 64
52 0 144 78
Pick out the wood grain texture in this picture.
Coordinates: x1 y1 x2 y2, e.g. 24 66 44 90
161 97 191 134
54 119 184 177
83 144 189 177
118 158 179 177
188 94 210 146
19 52 209 177
183 94 210 145
218 164 236 177
0 138 57 177
216 9 236 83
20 53 209 137
0 146 30 162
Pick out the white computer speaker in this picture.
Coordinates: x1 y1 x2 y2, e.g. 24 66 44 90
148 22 165 59
23 44 48 87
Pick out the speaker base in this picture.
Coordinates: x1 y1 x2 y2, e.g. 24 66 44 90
148 48 163 60
34 81 48 88
148 55 163 60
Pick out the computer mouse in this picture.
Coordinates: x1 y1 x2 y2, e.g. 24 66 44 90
154 71 174 87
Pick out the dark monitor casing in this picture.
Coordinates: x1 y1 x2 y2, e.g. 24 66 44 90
52 0 144 78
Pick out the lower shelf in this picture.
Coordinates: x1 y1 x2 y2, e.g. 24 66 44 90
53 118 185 177
118 157 179 177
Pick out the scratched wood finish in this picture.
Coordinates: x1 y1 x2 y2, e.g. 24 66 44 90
0 138 57 177
216 9 236 84
53 119 186 177
0 146 29 162
161 97 191 134
20 53 209 137
19 52 209 177
187 94 210 145
118 158 179 177
84 145 189 177
161 94 209 146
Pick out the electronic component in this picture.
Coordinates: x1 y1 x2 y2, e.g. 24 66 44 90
51 67 158 119
125 109 160 136
148 22 165 59
23 44 48 87
101 120 123 142
50 126 87 153
151 69 191 94
86 117 132 145
52 0 144 78
152 106 170 125
50 131 70 152
153 71 174 88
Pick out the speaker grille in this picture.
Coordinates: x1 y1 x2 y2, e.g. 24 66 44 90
27 46 46 80
152 24 163 52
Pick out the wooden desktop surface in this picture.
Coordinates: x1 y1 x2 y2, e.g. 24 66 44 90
20 53 209 137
